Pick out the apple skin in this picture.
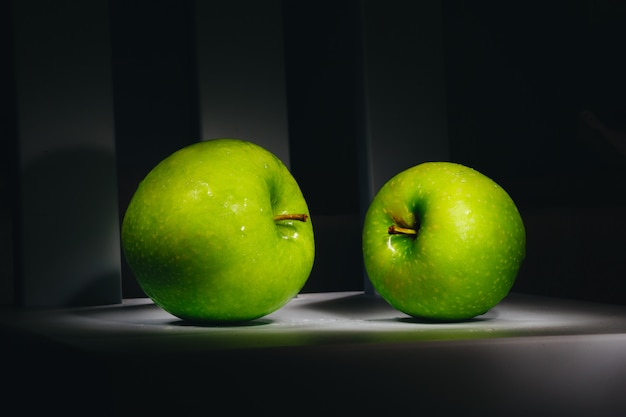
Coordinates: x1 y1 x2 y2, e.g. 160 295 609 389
362 162 525 321
121 139 315 323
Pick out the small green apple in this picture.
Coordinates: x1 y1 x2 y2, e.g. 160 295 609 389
121 139 315 323
362 162 525 321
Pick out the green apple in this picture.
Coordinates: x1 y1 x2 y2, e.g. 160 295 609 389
121 139 315 323
362 162 525 321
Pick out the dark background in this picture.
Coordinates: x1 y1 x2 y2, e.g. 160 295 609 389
2 0 626 306
443 1 626 304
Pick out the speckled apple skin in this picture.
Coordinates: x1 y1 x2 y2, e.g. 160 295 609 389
122 139 315 323
362 162 526 321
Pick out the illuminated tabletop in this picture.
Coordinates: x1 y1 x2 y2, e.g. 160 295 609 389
3 291 626 416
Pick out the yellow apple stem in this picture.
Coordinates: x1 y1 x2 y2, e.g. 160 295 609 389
274 213 309 222
388 225 417 235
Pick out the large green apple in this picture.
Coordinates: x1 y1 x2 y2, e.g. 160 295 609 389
362 162 525 321
121 139 315 323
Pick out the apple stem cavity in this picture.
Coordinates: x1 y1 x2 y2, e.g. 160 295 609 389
273 213 309 222
388 225 418 236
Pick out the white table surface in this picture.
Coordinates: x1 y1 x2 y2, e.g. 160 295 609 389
3 291 626 416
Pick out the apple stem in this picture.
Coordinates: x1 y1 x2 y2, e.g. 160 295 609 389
388 225 417 236
274 213 309 222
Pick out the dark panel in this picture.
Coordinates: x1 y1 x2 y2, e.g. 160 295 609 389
283 1 364 293
442 0 626 305
283 0 362 216
0 0 18 307
13 0 121 307
110 0 200 298
194 0 290 165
